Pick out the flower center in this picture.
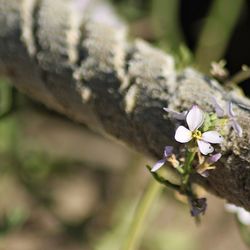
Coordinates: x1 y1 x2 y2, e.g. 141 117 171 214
192 130 202 140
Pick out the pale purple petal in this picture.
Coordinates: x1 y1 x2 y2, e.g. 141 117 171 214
227 101 235 118
207 153 222 164
163 146 174 158
163 108 187 120
202 131 223 144
230 119 243 137
186 105 204 131
211 97 225 117
151 159 166 172
175 126 192 143
190 197 207 217
197 140 214 155
199 170 210 178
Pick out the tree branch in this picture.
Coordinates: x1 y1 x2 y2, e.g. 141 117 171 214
1 0 250 210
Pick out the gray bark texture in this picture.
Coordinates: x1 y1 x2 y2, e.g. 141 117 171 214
1 0 250 210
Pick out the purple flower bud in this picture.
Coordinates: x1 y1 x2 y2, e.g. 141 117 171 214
207 153 222 164
190 198 207 217
163 146 174 158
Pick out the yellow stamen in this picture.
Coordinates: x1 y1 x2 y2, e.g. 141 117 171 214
192 130 202 140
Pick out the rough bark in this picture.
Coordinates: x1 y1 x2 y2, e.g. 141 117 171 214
1 0 250 210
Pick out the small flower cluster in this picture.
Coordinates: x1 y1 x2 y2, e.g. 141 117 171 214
148 99 242 218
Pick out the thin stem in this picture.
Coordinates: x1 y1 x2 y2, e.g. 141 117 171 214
122 178 163 250
146 165 181 192
182 150 196 186
225 68 250 87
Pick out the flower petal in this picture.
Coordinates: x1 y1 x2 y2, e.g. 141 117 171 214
237 208 250 225
151 159 166 172
163 146 174 158
230 119 243 137
199 170 210 178
207 153 222 164
211 97 225 117
225 203 239 213
186 105 204 131
227 101 235 118
202 131 223 144
197 140 214 155
163 108 187 120
174 126 192 143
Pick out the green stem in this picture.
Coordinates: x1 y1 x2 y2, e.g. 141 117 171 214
122 179 163 250
146 165 181 192
182 150 196 186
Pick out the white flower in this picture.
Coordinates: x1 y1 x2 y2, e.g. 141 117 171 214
174 105 223 155
225 204 250 225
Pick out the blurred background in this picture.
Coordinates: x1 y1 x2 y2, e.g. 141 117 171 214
0 0 250 249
